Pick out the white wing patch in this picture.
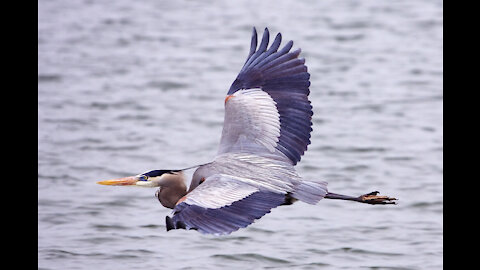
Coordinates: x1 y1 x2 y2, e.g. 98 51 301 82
183 174 260 209
218 88 281 155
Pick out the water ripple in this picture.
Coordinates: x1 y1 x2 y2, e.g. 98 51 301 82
211 253 291 264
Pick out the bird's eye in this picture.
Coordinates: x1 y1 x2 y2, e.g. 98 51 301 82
139 175 149 181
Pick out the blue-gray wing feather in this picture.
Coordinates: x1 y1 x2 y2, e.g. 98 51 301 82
168 174 286 235
171 191 285 235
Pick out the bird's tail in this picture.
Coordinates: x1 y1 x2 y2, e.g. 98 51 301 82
291 180 328 205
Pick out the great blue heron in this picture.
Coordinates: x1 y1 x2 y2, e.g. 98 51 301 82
97 27 397 235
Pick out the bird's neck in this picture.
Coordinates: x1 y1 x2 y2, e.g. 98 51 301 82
158 184 187 209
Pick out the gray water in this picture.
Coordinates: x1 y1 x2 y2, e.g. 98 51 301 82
38 0 443 269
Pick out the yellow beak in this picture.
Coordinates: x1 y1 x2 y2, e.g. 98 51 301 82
97 176 138 186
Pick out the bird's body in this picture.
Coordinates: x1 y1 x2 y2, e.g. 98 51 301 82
168 152 328 234
98 27 396 235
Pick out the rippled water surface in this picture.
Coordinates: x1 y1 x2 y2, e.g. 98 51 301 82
38 0 443 269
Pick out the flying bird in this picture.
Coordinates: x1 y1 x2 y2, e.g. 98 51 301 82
97 27 397 235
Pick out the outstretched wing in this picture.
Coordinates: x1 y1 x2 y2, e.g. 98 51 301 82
167 174 286 235
218 27 313 165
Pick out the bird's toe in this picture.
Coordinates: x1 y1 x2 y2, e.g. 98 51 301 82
359 192 397 205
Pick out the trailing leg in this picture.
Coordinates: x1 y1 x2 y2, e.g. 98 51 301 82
325 191 397 205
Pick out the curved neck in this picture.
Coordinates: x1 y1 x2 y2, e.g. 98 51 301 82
158 182 187 209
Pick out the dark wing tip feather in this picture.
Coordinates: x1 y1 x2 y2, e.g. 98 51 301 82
260 28 270 50
245 27 258 64
271 33 282 51
243 27 270 71
165 216 175 231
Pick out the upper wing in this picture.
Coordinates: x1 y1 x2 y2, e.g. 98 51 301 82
218 88 281 155
218 27 313 165
167 174 286 235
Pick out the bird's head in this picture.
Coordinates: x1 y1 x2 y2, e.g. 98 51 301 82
97 170 184 188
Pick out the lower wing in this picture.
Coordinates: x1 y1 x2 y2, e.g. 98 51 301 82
167 174 286 235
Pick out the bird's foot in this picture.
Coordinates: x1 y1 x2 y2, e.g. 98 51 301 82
358 191 397 205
